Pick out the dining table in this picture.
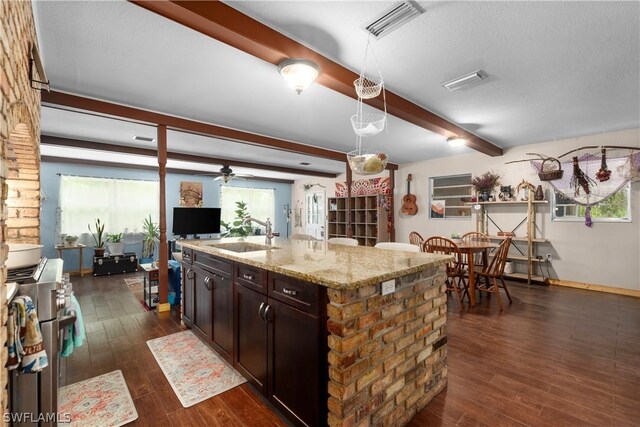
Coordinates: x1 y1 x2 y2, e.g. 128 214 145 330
455 240 498 306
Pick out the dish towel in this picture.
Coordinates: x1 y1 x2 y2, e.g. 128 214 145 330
61 293 86 357
7 296 49 373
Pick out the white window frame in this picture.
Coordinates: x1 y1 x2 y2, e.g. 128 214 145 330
219 186 276 231
429 174 473 220
551 183 632 223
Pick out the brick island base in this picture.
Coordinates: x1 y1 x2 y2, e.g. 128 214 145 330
326 265 448 426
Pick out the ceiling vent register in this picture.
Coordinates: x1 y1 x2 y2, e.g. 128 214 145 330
364 1 424 39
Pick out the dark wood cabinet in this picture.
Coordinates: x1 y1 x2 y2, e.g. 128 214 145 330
234 283 269 395
181 262 194 327
193 266 213 339
183 250 328 427
268 297 324 427
211 273 233 362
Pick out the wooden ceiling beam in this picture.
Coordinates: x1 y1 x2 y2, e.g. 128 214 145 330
43 156 295 184
41 135 338 178
41 91 398 170
130 0 503 157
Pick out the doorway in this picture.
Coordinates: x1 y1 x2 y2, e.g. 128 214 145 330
305 190 325 240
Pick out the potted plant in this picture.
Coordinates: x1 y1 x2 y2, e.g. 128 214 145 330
450 232 462 243
220 201 253 237
472 171 501 202
141 215 159 263
106 232 125 255
88 218 106 257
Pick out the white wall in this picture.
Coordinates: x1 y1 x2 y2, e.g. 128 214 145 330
393 129 640 290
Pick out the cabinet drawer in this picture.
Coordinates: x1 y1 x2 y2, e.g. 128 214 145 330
268 272 321 315
181 248 193 264
194 251 232 277
149 270 159 280
235 264 267 293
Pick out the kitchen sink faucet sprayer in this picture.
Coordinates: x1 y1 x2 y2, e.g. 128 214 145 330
243 217 280 244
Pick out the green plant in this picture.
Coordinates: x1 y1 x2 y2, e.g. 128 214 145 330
107 233 123 243
472 171 501 193
142 215 159 258
450 232 461 240
88 218 105 248
220 201 253 237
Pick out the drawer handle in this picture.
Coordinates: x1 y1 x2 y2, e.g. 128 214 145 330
282 288 298 297
242 273 255 281
204 276 213 290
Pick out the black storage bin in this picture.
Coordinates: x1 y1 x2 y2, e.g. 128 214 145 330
93 252 138 276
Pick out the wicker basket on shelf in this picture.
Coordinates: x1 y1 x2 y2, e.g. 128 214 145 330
538 158 564 181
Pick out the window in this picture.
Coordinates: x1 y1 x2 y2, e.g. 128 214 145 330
429 174 473 219
552 184 631 222
59 175 159 235
220 186 275 231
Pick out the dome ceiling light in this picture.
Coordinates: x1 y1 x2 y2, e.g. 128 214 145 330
277 59 320 94
447 136 467 147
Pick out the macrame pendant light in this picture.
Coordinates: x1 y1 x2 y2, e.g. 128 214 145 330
348 34 388 175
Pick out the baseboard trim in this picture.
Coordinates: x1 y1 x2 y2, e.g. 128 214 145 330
549 279 640 298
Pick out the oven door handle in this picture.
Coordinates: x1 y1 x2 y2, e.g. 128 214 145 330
58 311 76 330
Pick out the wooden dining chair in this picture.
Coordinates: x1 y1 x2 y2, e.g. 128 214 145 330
474 237 513 311
461 231 491 268
423 236 468 312
408 231 424 248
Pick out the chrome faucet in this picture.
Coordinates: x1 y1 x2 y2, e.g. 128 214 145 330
243 217 279 244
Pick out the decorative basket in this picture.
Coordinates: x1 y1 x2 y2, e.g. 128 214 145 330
350 112 386 137
347 150 388 175
538 158 564 181
354 76 383 99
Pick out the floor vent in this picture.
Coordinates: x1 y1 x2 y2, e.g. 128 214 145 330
364 1 424 39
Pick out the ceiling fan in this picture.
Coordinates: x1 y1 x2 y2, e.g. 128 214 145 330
198 165 254 183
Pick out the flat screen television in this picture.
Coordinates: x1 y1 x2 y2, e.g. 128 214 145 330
172 207 221 237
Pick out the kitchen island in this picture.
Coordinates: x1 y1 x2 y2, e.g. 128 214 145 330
179 236 451 426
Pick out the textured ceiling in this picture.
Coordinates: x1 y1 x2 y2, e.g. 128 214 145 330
33 0 639 170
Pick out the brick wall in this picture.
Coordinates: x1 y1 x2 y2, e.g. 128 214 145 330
1 0 42 422
326 265 448 426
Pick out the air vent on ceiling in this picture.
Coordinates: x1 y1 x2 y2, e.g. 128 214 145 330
364 1 424 39
442 70 488 91
132 135 155 142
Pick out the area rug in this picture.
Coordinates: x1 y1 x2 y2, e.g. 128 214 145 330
123 277 149 311
147 330 246 407
59 370 138 427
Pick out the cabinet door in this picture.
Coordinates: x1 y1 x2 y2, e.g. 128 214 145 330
268 298 324 427
193 267 213 339
234 283 268 395
181 263 194 326
211 274 233 362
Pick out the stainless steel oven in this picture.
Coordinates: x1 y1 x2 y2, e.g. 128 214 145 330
8 258 74 426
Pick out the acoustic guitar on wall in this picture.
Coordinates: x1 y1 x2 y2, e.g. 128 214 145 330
401 174 418 215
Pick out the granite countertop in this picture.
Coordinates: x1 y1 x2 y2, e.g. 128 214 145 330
178 236 452 290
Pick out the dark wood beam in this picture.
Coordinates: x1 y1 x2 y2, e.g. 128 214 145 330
41 156 295 184
157 124 169 310
41 135 338 178
41 91 399 170
129 0 503 157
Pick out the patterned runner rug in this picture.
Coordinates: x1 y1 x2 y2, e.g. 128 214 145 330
147 330 246 407
59 370 138 427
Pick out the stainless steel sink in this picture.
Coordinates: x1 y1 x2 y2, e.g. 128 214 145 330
207 242 278 253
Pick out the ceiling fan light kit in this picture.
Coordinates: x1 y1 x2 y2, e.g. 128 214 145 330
442 69 488 91
277 58 320 94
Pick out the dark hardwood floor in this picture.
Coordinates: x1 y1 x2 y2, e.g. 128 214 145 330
65 272 639 426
